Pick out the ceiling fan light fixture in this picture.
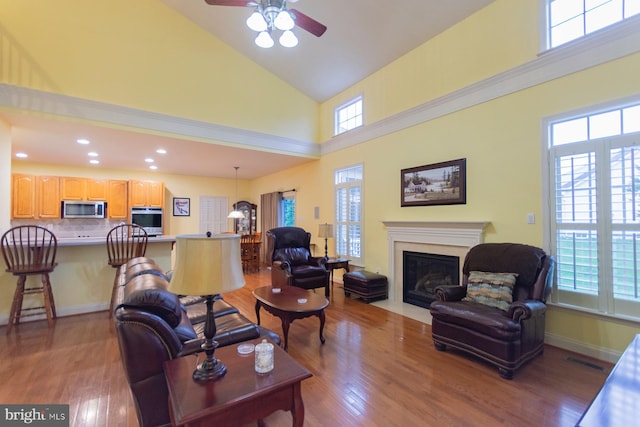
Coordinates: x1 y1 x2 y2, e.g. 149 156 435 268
274 10 294 31
246 11 268 32
279 30 298 47
255 31 274 48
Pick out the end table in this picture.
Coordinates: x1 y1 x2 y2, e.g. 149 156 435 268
325 258 350 295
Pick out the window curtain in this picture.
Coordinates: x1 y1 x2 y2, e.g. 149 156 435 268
260 191 281 267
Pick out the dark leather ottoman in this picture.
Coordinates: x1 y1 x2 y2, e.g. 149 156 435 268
343 270 388 303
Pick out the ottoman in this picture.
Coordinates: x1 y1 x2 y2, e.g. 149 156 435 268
343 270 388 303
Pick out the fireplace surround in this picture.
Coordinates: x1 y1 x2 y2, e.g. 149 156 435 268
379 221 489 321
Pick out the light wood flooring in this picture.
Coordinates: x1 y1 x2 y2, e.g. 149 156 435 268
0 269 611 426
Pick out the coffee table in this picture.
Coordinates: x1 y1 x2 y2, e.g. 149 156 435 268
253 285 329 352
164 337 312 427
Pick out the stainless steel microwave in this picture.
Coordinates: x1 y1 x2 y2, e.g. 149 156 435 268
61 200 106 218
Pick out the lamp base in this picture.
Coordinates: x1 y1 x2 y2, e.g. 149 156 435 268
193 357 227 382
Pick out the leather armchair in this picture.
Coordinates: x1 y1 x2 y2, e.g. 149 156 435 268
266 227 330 297
429 243 554 379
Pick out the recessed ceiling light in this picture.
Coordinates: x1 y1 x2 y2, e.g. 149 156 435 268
156 148 167 154
77 138 90 145
89 159 100 164
88 152 98 157
145 158 154 163
149 165 158 170
15 152 28 158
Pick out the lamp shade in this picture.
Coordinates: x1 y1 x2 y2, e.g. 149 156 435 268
318 223 334 239
169 234 245 296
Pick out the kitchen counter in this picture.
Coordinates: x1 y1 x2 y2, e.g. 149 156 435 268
56 235 176 246
0 235 176 324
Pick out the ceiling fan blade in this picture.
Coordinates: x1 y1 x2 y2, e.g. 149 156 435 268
290 9 327 37
204 0 254 6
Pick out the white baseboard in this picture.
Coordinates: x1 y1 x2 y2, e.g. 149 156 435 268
544 332 622 364
0 303 109 326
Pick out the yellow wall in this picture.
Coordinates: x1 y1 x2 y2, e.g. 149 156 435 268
0 120 10 232
0 0 318 141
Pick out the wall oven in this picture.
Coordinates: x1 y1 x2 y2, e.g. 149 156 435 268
131 207 163 236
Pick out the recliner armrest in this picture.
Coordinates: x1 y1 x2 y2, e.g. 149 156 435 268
309 256 327 267
507 300 546 321
435 285 466 301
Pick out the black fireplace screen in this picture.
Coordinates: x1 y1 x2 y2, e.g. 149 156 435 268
403 251 459 308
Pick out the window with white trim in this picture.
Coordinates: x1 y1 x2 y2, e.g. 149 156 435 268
546 100 640 318
335 164 363 264
334 96 363 136
546 0 640 49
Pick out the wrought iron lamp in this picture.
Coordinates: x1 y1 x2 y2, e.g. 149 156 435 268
317 223 334 260
169 233 245 382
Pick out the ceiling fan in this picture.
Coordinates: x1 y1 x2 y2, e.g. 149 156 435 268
204 0 327 48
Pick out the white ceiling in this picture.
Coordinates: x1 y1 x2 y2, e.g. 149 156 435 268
4 0 493 179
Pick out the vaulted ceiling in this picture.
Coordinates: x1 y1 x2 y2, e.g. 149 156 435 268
4 0 494 179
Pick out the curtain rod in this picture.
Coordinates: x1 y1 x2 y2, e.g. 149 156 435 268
278 189 296 193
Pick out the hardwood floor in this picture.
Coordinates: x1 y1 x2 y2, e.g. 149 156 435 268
0 270 611 426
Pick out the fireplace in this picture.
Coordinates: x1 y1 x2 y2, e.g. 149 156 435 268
403 251 459 308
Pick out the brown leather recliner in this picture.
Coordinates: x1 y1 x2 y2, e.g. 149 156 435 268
113 258 280 427
266 227 330 297
429 243 554 379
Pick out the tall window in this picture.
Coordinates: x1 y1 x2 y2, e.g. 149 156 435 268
546 0 640 48
199 196 228 234
546 100 640 318
334 96 363 136
335 164 363 264
281 192 296 227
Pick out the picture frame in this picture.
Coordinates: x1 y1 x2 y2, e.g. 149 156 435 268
173 197 190 216
401 158 466 207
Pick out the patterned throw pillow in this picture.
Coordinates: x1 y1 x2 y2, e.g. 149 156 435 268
462 271 519 311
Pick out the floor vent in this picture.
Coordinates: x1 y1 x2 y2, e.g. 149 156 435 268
565 356 605 371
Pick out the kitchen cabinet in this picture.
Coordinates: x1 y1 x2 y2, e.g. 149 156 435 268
61 177 108 201
108 180 128 219
11 174 60 219
233 200 257 235
129 180 164 208
37 176 61 219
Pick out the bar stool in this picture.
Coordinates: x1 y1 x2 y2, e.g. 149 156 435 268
1 225 58 333
106 224 148 316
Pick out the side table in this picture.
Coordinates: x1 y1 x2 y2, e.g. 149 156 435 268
325 258 350 294
164 338 312 427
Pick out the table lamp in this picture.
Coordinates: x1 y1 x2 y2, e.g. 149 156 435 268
317 223 334 259
169 233 245 382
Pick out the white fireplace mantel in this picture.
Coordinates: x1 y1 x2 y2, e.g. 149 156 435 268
381 221 490 308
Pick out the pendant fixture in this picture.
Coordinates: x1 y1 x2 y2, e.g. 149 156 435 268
228 166 244 219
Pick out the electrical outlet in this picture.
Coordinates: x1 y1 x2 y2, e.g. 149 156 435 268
527 213 535 224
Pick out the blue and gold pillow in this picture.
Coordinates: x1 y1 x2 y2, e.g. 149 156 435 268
463 271 518 311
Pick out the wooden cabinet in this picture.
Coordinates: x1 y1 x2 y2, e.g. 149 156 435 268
234 200 257 235
37 176 61 219
129 180 164 208
108 180 128 219
11 174 60 219
61 177 108 201
11 174 36 219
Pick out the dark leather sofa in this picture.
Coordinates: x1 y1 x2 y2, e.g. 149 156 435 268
266 227 330 296
429 243 554 379
113 257 280 427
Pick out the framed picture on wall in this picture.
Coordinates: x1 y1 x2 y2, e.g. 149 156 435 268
173 197 190 216
401 158 466 207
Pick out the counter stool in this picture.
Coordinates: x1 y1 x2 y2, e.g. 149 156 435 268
106 224 148 316
1 225 58 333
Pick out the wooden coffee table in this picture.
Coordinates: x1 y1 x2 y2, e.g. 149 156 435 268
253 285 329 352
164 337 312 427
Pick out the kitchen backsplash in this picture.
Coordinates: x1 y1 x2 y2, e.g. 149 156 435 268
9 218 126 238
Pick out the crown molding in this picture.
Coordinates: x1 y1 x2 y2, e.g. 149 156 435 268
322 17 640 155
0 84 320 158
